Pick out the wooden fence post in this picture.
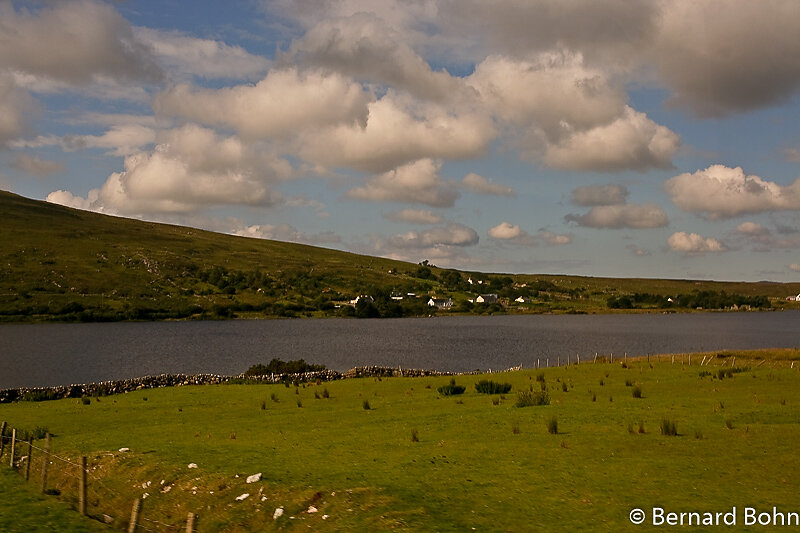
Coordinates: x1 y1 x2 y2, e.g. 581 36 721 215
186 512 197 533
128 498 141 533
0 421 6 458
79 456 87 516
25 437 33 480
41 433 51 493
9 429 16 469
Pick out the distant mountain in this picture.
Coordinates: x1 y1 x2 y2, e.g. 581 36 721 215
1 190 798 322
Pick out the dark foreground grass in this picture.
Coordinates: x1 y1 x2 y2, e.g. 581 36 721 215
1 352 800 531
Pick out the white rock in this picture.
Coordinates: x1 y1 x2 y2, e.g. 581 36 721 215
307 506 318 514
236 493 250 501
246 473 262 483
188 463 198 469
323 515 329 520
118 447 130 452
273 507 284 520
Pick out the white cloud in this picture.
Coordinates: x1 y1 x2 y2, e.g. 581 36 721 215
488 222 572 246
135 28 271 80
736 222 770 236
626 244 651 257
47 124 292 215
389 223 479 249
9 154 64 176
288 12 458 100
462 173 515 197
299 91 494 172
11 125 156 157
790 263 800 273
542 106 680 172
232 222 341 245
46 189 97 211
383 208 444 224
571 184 628 206
154 68 371 140
0 0 161 86
565 204 669 229
668 232 727 255
665 165 800 219
347 158 459 207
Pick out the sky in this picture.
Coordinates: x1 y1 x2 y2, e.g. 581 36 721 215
2 0 800 282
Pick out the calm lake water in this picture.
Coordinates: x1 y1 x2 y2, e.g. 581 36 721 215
1 312 798 388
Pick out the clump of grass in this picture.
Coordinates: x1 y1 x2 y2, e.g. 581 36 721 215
515 390 550 407
591 392 597 402
322 388 330 399
314 391 320 399
363 400 371 410
474 380 512 394
698 370 711 378
627 423 635 434
536 372 545 383
80 397 91 405
260 400 266 410
492 397 500 406
539 381 547 392
270 393 279 403
599 379 604 386
411 429 419 442
660 418 677 436
780 398 786 406
438 378 466 396
638 421 646 434
725 419 734 430
296 399 303 408
632 385 643 398
511 423 520 435
625 379 633 387
694 429 703 439
547 416 558 434
229 432 236 440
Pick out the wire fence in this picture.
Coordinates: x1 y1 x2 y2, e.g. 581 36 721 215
0 423 195 532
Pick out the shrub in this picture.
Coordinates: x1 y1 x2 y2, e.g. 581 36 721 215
632 385 643 398
515 390 550 407
561 382 568 392
474 380 512 394
660 418 677 436
244 358 325 376
438 378 466 396
363 399 371 410
547 416 558 434
411 429 419 442
698 370 711 378
81 397 91 405
536 372 545 383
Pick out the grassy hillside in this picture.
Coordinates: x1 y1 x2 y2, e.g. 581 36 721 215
2 190 799 322
1 349 799 531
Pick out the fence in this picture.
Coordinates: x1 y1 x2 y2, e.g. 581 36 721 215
0 422 197 532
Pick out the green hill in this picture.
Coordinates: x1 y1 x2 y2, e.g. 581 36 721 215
1 190 798 322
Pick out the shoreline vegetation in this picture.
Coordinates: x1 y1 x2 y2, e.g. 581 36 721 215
2 190 799 324
1 348 799 531
3 349 797 405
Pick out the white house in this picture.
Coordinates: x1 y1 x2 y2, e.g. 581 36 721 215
390 292 404 300
786 294 800 302
476 294 499 304
515 296 532 304
350 295 374 305
428 297 454 309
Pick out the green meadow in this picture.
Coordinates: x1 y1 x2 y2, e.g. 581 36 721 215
2 349 799 531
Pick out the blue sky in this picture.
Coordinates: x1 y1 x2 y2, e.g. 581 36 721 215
2 0 800 282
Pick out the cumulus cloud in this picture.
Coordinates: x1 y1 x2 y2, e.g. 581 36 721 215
565 204 669 229
668 232 727 255
542 106 679 172
232 222 341 245
736 222 770 236
791 263 800 272
299 91 494 172
288 12 459 100
665 165 800 219
462 173 515 197
0 0 161 86
654 0 800 117
154 68 370 140
388 223 479 249
135 28 271 80
488 222 572 246
347 158 459 207
570 184 628 206
11 125 156 157
626 244 652 257
47 124 292 215
0 76 36 145
9 154 64 176
383 208 444 224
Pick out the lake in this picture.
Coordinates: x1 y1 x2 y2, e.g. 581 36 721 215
1 312 798 388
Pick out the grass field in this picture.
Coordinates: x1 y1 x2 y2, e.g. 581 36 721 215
1 349 799 531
